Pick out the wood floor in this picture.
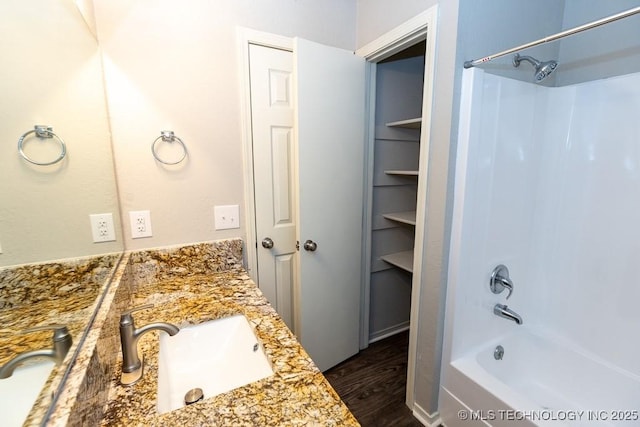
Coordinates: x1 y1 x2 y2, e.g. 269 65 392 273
324 331 424 427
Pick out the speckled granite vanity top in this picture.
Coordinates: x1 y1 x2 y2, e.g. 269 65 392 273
0 253 121 426
0 254 120 365
91 241 359 426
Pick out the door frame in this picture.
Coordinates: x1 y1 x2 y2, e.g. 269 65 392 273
355 4 439 415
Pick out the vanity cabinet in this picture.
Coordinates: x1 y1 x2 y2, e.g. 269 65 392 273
366 43 425 343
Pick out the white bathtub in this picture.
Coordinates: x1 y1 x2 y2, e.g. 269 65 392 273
440 328 640 426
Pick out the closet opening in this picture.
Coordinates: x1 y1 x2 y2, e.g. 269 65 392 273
367 39 426 345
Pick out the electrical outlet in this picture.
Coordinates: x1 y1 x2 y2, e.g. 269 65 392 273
214 205 240 230
89 213 116 243
130 210 152 238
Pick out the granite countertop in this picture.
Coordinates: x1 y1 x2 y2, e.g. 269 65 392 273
0 254 120 366
0 253 121 426
100 267 360 426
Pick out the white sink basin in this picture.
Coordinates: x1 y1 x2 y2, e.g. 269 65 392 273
0 360 55 427
157 314 273 414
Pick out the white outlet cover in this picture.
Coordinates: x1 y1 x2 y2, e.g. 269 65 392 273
89 213 116 243
214 205 240 230
129 210 153 239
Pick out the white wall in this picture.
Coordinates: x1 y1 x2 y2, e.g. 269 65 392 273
457 1 640 88
457 0 565 85
0 1 122 266
94 0 357 251
356 0 431 48
557 0 640 86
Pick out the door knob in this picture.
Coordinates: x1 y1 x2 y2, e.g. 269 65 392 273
303 240 317 252
261 237 274 249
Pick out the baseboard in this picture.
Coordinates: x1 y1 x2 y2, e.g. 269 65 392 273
368 321 410 343
413 403 442 427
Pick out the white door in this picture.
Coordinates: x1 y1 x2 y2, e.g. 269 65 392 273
294 38 366 371
249 39 365 372
249 44 297 330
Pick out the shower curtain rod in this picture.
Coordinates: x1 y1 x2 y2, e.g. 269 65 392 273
464 6 640 68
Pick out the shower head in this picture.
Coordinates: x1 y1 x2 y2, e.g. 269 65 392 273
513 53 558 83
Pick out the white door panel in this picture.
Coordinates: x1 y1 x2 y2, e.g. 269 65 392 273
275 253 295 326
294 38 366 371
250 44 297 330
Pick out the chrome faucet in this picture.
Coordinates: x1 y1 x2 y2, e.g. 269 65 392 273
490 264 514 299
493 304 523 325
0 325 72 379
119 304 179 385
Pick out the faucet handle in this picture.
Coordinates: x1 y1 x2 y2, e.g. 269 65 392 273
23 324 71 341
122 303 154 316
490 264 514 299
120 303 154 325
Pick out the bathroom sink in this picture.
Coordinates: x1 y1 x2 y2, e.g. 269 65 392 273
156 314 273 414
0 360 55 427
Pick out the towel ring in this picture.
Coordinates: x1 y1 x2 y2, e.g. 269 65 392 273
18 125 67 166
151 130 187 165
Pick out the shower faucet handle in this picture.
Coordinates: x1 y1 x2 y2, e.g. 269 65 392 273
490 264 514 299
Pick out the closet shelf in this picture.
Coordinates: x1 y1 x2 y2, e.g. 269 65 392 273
383 211 416 226
384 170 419 176
386 117 422 129
380 250 414 273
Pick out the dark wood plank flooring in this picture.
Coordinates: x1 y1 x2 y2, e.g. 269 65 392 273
324 331 424 427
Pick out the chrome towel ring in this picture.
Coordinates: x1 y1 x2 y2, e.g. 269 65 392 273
18 125 67 166
151 130 187 165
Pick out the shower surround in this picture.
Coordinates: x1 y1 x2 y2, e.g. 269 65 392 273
440 68 640 426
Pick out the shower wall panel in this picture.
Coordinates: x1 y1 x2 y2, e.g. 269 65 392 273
449 71 541 359
535 72 640 377
450 68 640 377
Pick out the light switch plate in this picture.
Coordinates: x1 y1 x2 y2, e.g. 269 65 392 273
214 205 240 230
89 213 116 243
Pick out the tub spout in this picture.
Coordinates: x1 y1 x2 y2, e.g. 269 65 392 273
493 304 523 325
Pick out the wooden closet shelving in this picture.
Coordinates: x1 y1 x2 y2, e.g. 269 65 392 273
382 211 416 226
379 115 420 274
385 117 422 129
380 250 414 273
